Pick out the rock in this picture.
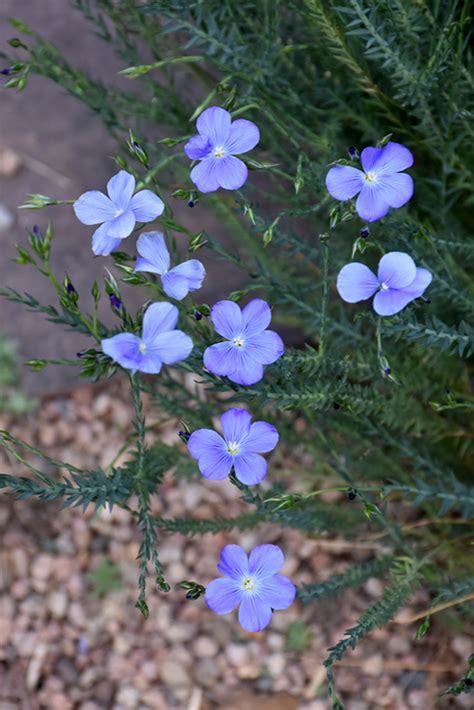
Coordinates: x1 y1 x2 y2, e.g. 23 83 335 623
115 686 140 708
193 636 219 658
159 660 191 686
0 147 22 176
194 658 220 687
267 653 286 677
0 204 14 233
48 590 68 619
226 643 250 666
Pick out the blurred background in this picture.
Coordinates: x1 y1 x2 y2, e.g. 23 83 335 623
0 3 472 709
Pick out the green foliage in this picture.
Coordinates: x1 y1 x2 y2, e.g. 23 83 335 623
88 558 123 596
1 1 474 705
0 335 36 415
285 620 313 653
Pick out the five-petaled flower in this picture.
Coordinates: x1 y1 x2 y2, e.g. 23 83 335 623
188 407 278 485
325 141 414 222
184 107 260 193
101 302 193 373
337 251 432 316
74 170 164 256
203 298 284 385
205 544 296 632
134 231 206 300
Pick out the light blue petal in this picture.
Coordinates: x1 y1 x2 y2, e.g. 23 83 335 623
373 288 414 317
336 263 379 303
205 578 242 615
129 190 164 222
240 421 279 454
107 170 135 209
238 594 272 632
217 544 249 579
196 106 231 145
249 544 284 578
203 341 240 377
257 575 296 610
241 299 271 336
105 209 136 240
91 223 122 256
137 353 163 374
228 353 264 386
378 172 414 208
197 450 233 480
135 231 170 274
190 157 220 193
362 141 413 174
142 302 178 341
168 260 206 290
73 191 116 225
148 330 193 364
161 272 190 300
188 429 227 461
377 252 416 289
101 333 141 371
220 408 252 444
247 331 284 365
325 166 364 200
215 155 248 190
400 267 432 299
233 452 267 485
184 134 212 160
225 119 260 155
210 300 242 339
356 184 390 222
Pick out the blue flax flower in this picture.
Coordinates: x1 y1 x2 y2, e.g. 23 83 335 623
337 251 432 316
205 544 296 632
203 299 284 385
74 170 164 256
101 302 193 373
184 107 260 193
326 141 414 222
188 407 279 485
134 231 206 300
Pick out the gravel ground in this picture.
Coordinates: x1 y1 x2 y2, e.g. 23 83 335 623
0 380 472 709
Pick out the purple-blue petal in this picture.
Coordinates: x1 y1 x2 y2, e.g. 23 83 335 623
135 231 170 274
249 544 284 578
105 210 136 240
377 252 416 289
220 408 252 445
184 134 212 160
238 594 272 632
196 106 231 145
101 333 141 371
215 155 248 190
233 452 268 485
197 450 234 480
356 184 390 222
241 299 271 336
257 575 296 610
400 267 432 299
377 172 414 208
91 224 122 256
373 288 415 317
325 165 364 200
107 170 135 209
210 300 242 339
225 119 260 155
188 429 226 461
190 157 220 193
336 263 379 303
227 353 264 386
240 421 279 454
247 331 284 365
217 544 249 579
362 141 413 174
129 190 164 222
161 272 190 300
147 330 193 364
142 302 178 341
162 259 205 299
205 578 242 615
73 191 116 225
203 341 240 378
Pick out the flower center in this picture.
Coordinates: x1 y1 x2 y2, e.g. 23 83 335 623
364 171 378 184
380 282 390 291
242 577 256 592
213 146 227 159
114 207 125 217
226 440 240 456
232 336 245 348
138 340 147 353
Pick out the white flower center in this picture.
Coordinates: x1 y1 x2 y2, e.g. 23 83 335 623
232 336 245 348
364 171 378 184
213 146 227 159
242 577 256 592
380 282 389 291
114 207 125 217
138 340 147 353
226 440 240 456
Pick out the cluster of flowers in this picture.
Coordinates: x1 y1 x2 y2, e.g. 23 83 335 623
73 106 431 631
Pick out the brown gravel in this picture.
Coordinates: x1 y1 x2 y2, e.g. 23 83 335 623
0 379 472 709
